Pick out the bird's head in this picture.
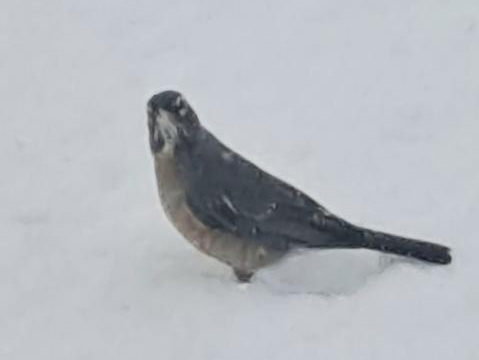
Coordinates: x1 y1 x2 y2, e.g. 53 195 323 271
147 90 200 154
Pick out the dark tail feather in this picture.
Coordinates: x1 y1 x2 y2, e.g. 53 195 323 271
361 229 452 265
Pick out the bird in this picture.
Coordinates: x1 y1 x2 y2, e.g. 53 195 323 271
147 90 452 283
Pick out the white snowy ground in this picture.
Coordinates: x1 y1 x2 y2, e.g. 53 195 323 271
1 1 478 359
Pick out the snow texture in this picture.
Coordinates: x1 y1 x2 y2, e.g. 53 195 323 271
1 1 478 359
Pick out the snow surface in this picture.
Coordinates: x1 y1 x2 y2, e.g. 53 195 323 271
1 1 479 359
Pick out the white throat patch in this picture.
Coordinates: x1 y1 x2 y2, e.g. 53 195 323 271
155 110 178 154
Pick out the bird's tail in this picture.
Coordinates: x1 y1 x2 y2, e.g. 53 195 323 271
359 229 452 265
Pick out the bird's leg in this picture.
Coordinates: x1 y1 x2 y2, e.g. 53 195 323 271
233 268 254 283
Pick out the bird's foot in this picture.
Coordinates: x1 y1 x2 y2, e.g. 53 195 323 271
233 268 254 283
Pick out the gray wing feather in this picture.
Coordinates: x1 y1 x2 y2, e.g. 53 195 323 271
180 129 361 250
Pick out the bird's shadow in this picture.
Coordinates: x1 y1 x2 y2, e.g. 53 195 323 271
151 245 422 296
254 249 416 296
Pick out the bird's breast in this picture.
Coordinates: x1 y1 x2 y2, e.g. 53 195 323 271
152 153 284 272
154 154 230 257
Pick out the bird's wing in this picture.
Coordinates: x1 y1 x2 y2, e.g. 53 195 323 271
182 130 361 250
